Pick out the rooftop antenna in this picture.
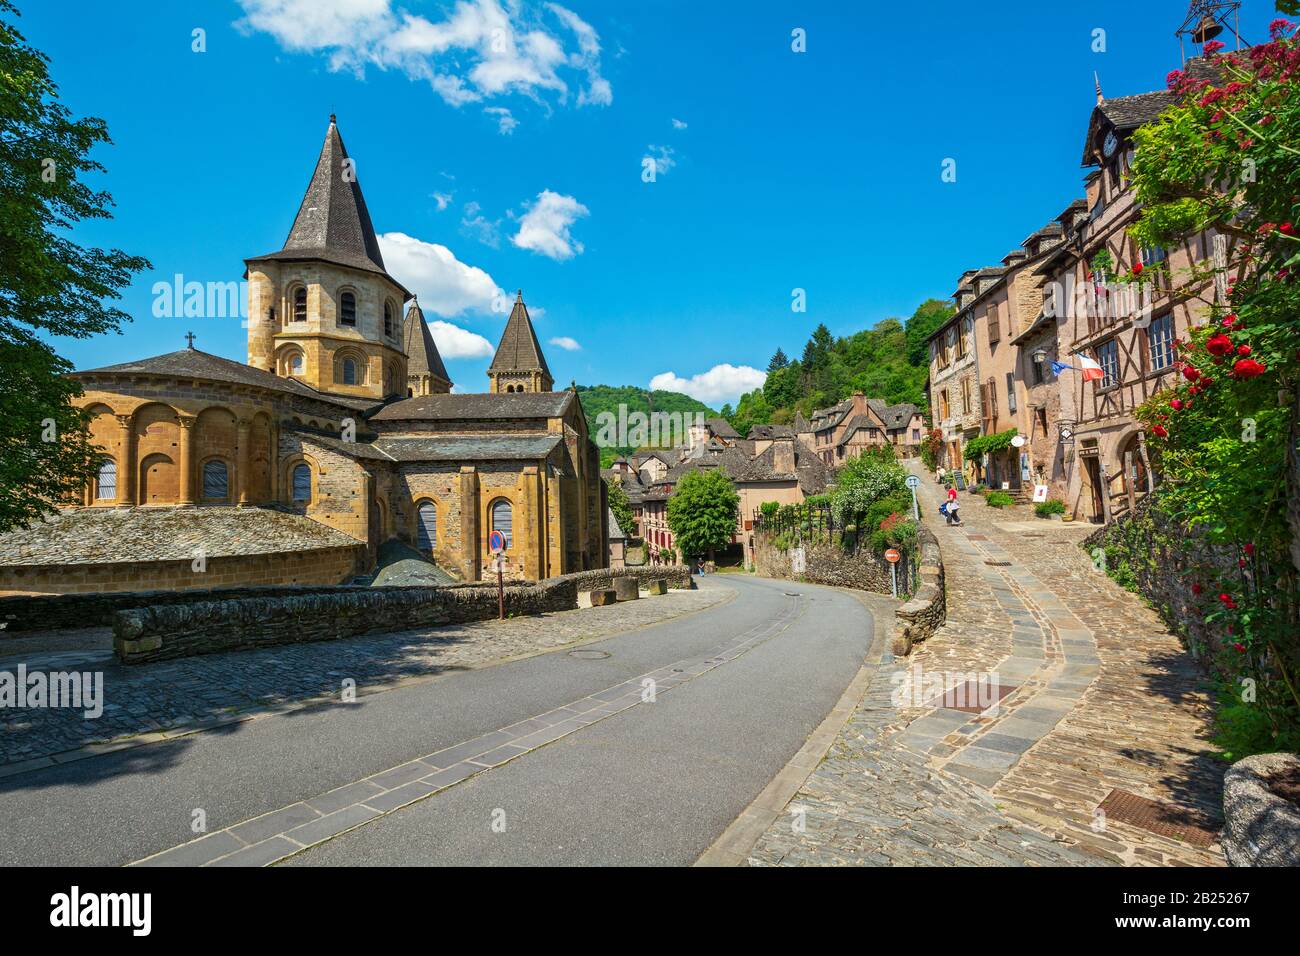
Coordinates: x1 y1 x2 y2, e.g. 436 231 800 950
1176 0 1244 66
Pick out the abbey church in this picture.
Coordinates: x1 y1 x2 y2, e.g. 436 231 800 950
0 117 606 595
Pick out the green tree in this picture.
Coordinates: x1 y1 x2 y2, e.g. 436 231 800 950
606 477 635 540
0 1 151 532
905 298 956 367
767 347 789 372
666 469 739 562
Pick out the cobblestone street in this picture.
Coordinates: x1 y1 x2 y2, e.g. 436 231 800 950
0 584 730 775
750 463 1224 867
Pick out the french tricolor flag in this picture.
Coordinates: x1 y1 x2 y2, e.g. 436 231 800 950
1075 353 1106 382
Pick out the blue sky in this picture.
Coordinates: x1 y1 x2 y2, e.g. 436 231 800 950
24 0 1282 405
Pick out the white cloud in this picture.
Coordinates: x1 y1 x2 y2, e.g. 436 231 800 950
549 336 581 351
483 106 518 135
671 117 687 129
511 189 589 260
376 231 502 316
430 191 453 211
650 364 767 404
428 320 495 359
235 0 611 111
643 145 676 177
460 201 502 248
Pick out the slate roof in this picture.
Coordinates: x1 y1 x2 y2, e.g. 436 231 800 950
0 506 360 566
246 117 407 293
373 435 562 462
371 390 573 422
403 299 451 384
809 399 854 433
747 424 794 440
792 411 811 433
74 348 377 411
1080 58 1220 165
706 417 739 439
646 437 830 496
867 400 919 431
489 292 551 378
607 508 627 540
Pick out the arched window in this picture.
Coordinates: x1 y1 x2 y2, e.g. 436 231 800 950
292 287 307 322
340 291 357 326
95 459 117 500
202 460 228 500
290 352 304 375
342 358 357 385
416 501 437 550
384 302 394 338
292 463 311 503
490 498 513 548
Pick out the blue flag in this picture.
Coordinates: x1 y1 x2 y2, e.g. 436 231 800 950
1051 361 1073 375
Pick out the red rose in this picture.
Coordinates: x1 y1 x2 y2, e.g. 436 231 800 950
1192 583 1203 595
1182 366 1201 381
1170 399 1183 410
1245 543 1255 557
1282 222 1296 235
1234 643 1247 653
1232 358 1266 379
1222 314 1237 328
1206 333 1233 355
1152 424 1168 438
1132 261 1144 276
1237 344 1251 356
1238 558 1247 568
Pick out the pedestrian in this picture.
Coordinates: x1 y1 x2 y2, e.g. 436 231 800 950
935 465 945 484
945 486 962 526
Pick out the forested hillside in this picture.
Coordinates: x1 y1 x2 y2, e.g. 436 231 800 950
575 385 717 467
723 299 954 438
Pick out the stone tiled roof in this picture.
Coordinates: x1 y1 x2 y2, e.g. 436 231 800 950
604 469 647 504
403 299 451 384
0 506 360 566
489 292 551 378
1080 57 1220 165
374 435 562 462
607 508 627 540
647 437 830 496
866 400 919 430
706 417 739 439
246 116 405 292
74 348 377 411
747 424 794 440
792 411 811 433
371 390 573 421
809 399 853 432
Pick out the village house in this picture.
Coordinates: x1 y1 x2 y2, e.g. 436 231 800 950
927 273 989 477
807 393 924 466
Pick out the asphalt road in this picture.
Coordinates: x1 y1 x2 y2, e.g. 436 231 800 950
0 575 874 866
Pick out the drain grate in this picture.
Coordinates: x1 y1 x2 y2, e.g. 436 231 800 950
1096 789 1219 847
926 680 1018 714
966 534 989 541
568 649 610 660
984 559 1012 567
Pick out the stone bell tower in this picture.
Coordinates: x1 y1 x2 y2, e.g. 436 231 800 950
487 291 553 394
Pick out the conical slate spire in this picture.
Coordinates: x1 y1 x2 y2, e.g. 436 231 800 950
403 298 451 385
254 115 392 279
489 290 551 378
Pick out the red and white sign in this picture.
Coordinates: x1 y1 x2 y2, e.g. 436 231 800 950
884 548 901 564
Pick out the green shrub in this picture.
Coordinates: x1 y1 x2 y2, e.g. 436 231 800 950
985 491 1014 508
1213 682 1300 762
1034 498 1066 517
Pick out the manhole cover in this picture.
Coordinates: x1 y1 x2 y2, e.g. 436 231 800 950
926 681 1018 714
568 649 610 660
784 592 800 597
1096 789 1219 847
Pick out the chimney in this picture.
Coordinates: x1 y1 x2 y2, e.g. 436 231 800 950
771 436 796 476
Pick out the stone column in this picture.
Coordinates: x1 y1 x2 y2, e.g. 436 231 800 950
236 417 251 506
114 414 137 507
521 465 540 580
177 415 197 506
460 466 480 581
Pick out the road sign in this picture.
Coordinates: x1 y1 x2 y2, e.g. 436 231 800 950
885 548 901 598
905 474 921 520
884 548 901 564
905 475 920 489
488 530 506 554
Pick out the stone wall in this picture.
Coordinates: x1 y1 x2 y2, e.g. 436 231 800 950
753 536 893 593
113 577 579 663
892 526 946 655
560 564 693 593
1082 491 1238 663
0 545 362 608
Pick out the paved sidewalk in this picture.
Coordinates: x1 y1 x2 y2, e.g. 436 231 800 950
750 464 1224 867
0 584 729 773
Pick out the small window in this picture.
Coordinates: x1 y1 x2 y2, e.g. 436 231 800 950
1148 314 1174 372
491 498 513 548
292 287 307 322
290 353 304 375
203 460 228 500
1096 339 1120 389
384 302 394 338
416 501 437 550
96 459 117 500
1005 371 1017 414
292 463 311 503
340 291 357 326
342 358 357 385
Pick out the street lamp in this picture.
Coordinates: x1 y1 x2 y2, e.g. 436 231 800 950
1032 348 1048 365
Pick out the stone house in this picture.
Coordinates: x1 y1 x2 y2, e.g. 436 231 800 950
807 393 924 466
927 276 988 477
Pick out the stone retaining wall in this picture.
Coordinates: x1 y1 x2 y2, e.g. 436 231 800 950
892 526 946 655
560 565 693 592
113 577 578 663
753 536 893 594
